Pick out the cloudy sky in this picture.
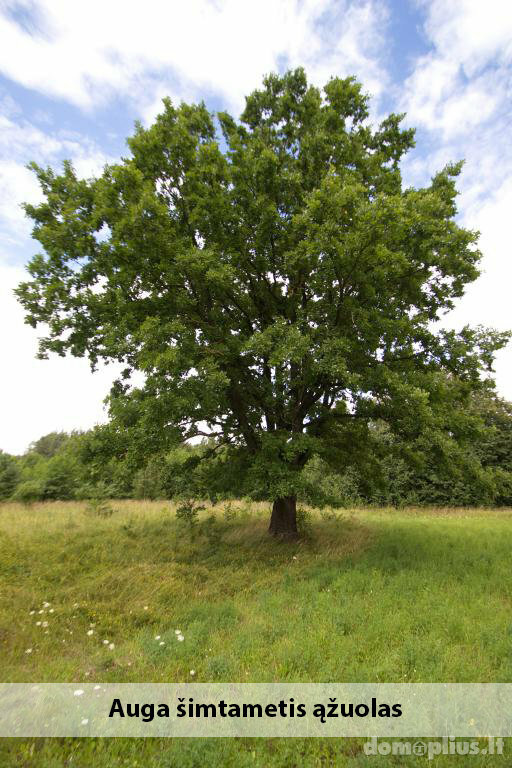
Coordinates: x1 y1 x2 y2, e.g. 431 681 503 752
0 0 511 454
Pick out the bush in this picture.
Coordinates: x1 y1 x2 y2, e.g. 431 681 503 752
200 513 223 550
85 498 114 517
222 501 237 521
11 480 44 505
296 506 313 537
301 456 362 508
0 451 19 500
175 499 205 528
132 457 165 499
42 454 78 500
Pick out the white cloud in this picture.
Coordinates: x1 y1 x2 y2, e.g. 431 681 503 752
400 1 512 400
0 262 122 455
0 0 389 119
444 176 512 399
421 0 512 76
403 62 504 140
402 0 512 139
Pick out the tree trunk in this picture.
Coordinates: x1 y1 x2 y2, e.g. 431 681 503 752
268 495 298 536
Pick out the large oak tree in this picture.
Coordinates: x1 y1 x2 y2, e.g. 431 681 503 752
16 69 508 534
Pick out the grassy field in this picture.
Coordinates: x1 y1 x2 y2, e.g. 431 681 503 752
1 500 512 766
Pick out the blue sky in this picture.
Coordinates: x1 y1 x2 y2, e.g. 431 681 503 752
0 0 511 454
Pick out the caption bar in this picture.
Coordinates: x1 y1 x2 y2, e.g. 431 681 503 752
1 683 512 737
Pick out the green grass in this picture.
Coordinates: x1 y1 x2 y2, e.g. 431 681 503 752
1 500 512 766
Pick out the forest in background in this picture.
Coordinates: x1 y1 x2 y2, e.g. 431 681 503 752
1 388 511 509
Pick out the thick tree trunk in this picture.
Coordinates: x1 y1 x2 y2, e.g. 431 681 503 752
268 495 298 536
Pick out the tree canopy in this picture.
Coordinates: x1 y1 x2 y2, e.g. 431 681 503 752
16 68 509 533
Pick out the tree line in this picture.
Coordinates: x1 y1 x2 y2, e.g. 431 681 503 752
1 388 511 508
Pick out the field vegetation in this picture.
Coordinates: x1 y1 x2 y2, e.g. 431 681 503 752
1 500 511 766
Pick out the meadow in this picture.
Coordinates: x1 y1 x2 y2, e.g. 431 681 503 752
1 500 512 766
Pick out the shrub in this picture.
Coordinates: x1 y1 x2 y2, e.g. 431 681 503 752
85 498 114 517
175 499 205 528
42 454 78 500
132 456 165 499
222 501 237 521
200 513 223 550
301 456 362 508
0 451 19 500
11 480 44 506
296 506 313 537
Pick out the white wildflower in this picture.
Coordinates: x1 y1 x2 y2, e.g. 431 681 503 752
42 621 48 627
25 648 32 654
29 610 35 615
177 634 184 642
103 639 109 645
87 630 94 636
159 641 165 646
73 689 84 697
36 621 41 626
94 685 101 690
43 602 50 608
49 609 54 613
108 643 115 650
189 670 195 676
143 606 148 610
155 635 161 640
81 719 89 725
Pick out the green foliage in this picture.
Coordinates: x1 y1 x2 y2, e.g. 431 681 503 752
296 505 313 537
3 382 512 508
0 451 19 500
15 69 509 516
471 392 512 505
3 499 512 768
301 455 361 508
175 499 205 530
222 501 237 521
41 453 79 500
3 386 512 508
85 498 115 517
29 431 70 458
200 513 224 551
132 456 166 499
11 480 44 505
